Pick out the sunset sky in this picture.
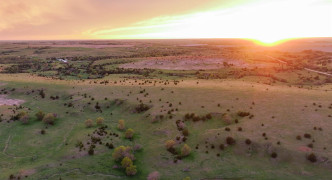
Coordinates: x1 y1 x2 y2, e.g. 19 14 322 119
0 0 331 43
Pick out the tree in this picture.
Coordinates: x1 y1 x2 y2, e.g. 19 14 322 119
85 119 93 128
96 117 104 125
43 113 56 125
125 128 134 139
118 119 125 130
181 144 191 157
121 157 133 168
35 111 45 121
147 171 160 180
126 165 137 176
165 140 176 149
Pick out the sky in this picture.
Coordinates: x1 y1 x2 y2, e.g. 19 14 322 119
0 0 331 43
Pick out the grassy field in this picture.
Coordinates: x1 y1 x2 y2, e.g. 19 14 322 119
0 39 331 179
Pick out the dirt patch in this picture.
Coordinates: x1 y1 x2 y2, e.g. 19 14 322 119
19 169 36 177
120 56 275 70
121 58 236 70
0 95 24 106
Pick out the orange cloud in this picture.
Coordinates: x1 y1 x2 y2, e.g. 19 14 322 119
0 0 330 40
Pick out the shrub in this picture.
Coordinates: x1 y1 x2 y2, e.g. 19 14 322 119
271 152 277 158
121 157 133 168
88 148 94 155
42 113 56 125
245 139 251 145
219 144 225 150
304 133 311 139
147 171 160 180
19 112 30 124
41 129 46 134
96 117 104 125
183 177 191 180
165 140 176 149
296 135 302 140
182 128 189 136
125 128 134 139
307 153 317 162
181 144 191 157
35 111 45 121
226 137 236 145
85 119 93 128
112 146 134 161
126 165 137 176
237 111 250 117
118 119 125 130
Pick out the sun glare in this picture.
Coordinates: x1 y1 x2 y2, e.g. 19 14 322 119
86 0 331 45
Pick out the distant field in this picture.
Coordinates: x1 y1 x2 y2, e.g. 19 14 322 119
0 39 331 179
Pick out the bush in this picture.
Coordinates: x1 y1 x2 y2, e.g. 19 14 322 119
42 113 56 125
125 128 134 139
19 112 30 124
182 128 189 136
226 137 236 145
304 133 311 139
165 140 176 149
181 144 191 157
271 152 277 158
96 117 104 125
85 119 93 128
35 111 45 121
121 157 133 168
307 153 317 162
237 111 250 117
147 171 160 180
118 119 125 130
183 177 191 180
245 139 251 145
112 146 134 161
125 165 137 176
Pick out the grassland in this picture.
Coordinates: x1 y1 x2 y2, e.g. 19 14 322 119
0 39 331 179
